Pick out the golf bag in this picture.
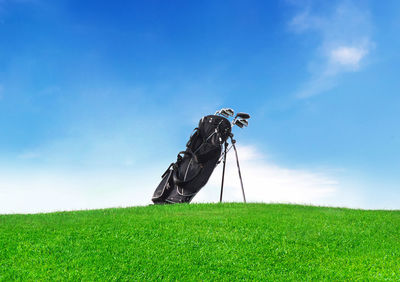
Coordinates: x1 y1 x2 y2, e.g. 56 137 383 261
152 115 232 204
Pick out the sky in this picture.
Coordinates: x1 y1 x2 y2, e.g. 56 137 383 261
0 0 399 214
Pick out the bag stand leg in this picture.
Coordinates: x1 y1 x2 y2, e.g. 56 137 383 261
219 136 247 203
232 139 246 203
219 141 228 203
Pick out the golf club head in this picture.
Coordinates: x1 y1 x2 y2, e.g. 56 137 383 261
224 108 235 117
235 112 250 119
234 119 245 128
216 108 235 118
238 118 248 127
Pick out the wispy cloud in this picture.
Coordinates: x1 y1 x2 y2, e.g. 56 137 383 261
17 151 41 160
330 46 368 68
289 1 374 98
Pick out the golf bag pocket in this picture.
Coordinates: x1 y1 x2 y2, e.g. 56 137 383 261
196 143 220 163
152 164 174 203
165 186 195 204
172 151 203 191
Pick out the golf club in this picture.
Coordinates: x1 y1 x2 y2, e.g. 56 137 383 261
235 112 250 119
215 108 235 118
234 119 248 128
238 119 248 127
234 120 244 128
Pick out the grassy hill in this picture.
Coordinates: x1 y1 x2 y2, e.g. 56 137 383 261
1 203 399 280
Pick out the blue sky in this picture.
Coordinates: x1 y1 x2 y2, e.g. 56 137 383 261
0 0 399 213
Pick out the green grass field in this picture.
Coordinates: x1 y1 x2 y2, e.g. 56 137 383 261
1 203 399 280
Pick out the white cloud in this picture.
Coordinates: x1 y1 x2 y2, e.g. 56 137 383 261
289 1 374 98
330 46 368 69
1 144 396 214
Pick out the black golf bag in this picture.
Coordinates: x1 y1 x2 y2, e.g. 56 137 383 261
152 115 232 204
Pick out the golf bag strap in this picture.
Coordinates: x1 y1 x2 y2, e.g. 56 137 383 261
172 151 202 185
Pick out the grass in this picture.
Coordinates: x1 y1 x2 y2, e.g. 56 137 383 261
0 203 399 280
